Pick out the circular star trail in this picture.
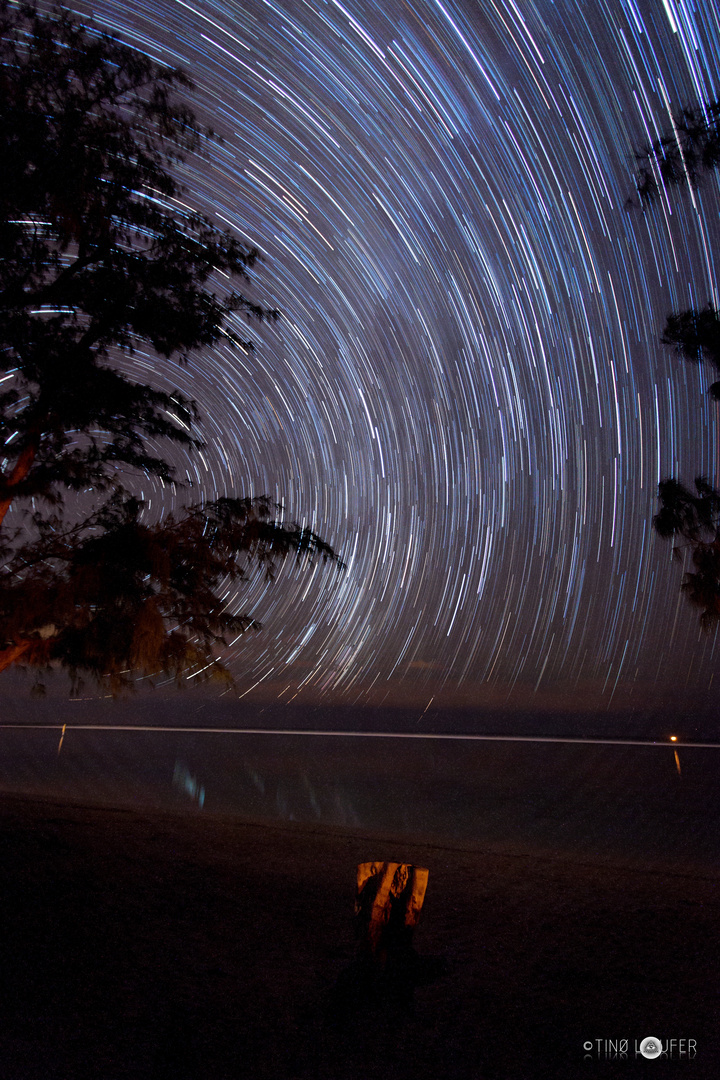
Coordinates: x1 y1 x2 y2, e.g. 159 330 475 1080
54 0 720 708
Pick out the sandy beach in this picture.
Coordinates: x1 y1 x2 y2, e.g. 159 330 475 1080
0 790 718 1079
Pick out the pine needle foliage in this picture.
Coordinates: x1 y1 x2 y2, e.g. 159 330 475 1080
0 4 342 689
630 100 720 630
0 1 275 508
632 100 720 205
0 494 341 692
654 478 720 630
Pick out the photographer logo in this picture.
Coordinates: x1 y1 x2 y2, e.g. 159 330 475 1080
583 1037 697 1060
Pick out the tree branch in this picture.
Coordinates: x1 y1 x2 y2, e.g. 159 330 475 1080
0 429 42 526
0 640 31 673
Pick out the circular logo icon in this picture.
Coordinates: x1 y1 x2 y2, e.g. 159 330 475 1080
640 1037 663 1059
583 1042 593 1051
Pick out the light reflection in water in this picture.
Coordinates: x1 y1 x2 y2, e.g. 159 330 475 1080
0 726 718 868
173 760 205 808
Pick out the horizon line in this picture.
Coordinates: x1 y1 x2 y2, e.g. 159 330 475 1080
0 724 718 748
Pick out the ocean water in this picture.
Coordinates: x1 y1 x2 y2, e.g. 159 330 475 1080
1 699 718 869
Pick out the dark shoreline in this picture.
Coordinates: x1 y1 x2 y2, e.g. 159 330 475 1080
1 790 718 1078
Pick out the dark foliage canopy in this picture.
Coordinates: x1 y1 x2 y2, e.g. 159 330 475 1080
654 478 720 630
0 3 342 690
0 0 274 505
1 494 340 692
633 100 720 205
661 305 720 401
632 100 720 628
633 100 720 403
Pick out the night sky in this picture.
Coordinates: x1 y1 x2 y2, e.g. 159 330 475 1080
48 0 720 714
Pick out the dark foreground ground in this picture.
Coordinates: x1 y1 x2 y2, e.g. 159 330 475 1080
0 792 718 1080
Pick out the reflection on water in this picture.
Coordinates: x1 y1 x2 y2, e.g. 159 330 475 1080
173 760 205 808
1 726 719 867
239 756 362 826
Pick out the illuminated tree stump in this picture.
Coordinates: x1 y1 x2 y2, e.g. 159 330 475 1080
354 861 429 968
328 861 436 1021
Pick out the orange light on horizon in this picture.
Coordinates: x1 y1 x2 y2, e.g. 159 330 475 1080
670 736 678 742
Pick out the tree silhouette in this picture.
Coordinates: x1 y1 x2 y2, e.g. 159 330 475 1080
633 99 720 627
633 99 720 399
654 478 720 629
633 101 720 205
0 3 342 689
661 306 720 401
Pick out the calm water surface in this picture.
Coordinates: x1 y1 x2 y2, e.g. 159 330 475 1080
1 721 718 869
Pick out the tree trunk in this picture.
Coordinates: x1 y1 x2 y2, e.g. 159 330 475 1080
354 861 429 967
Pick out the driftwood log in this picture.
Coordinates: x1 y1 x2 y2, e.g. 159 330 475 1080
354 861 429 967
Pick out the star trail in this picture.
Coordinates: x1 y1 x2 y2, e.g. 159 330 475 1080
48 0 720 710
